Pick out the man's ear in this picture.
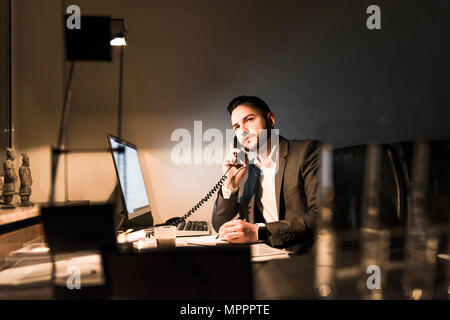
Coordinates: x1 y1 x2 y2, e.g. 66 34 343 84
266 112 276 129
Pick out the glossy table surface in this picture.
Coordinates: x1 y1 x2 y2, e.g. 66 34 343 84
0 227 448 300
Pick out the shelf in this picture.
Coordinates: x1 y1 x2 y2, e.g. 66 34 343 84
0 204 40 227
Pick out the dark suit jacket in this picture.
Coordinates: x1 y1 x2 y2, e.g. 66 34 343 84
212 137 322 253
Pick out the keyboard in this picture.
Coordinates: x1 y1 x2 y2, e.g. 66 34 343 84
176 220 210 237
117 221 210 243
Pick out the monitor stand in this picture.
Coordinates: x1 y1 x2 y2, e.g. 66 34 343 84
110 185 153 232
116 210 153 232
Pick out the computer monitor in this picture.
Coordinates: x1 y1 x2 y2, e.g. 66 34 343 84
107 133 151 220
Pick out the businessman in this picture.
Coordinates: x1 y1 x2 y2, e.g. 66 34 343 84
212 95 321 253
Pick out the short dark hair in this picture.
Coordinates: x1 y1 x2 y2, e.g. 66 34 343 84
226 95 272 118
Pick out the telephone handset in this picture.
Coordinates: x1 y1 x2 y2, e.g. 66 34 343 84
233 136 247 168
159 136 245 228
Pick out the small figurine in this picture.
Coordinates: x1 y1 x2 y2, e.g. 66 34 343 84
2 148 18 205
19 153 32 204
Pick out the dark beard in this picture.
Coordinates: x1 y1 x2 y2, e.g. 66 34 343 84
244 126 272 154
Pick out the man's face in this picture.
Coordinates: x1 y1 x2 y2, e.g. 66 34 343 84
231 104 274 151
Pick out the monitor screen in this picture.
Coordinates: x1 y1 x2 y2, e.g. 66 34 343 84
107 134 151 219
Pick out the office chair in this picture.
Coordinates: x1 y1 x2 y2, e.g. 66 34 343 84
332 144 407 231
101 246 253 300
327 144 408 298
399 140 450 299
399 140 450 225
40 203 117 299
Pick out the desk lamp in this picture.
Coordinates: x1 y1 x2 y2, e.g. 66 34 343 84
110 18 127 138
49 15 127 204
45 15 128 299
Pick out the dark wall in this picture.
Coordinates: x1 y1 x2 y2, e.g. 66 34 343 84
13 0 450 220
286 0 450 146
63 0 450 149
0 0 11 171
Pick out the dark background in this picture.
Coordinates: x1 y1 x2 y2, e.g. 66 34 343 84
10 0 450 222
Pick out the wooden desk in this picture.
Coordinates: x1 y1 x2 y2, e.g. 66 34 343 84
0 225 448 300
0 205 40 227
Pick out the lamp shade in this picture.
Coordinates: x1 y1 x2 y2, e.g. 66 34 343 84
110 37 127 46
110 18 127 46
64 15 112 61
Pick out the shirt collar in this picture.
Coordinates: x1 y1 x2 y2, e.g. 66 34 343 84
253 144 278 171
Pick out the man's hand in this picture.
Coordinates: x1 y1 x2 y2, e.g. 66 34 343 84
218 219 258 244
223 143 248 190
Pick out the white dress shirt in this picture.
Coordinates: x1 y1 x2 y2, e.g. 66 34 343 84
222 145 278 223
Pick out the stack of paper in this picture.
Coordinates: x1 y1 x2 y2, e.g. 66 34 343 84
180 235 292 262
184 235 228 246
250 243 291 262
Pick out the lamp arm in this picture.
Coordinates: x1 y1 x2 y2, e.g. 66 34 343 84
117 45 124 137
49 60 75 204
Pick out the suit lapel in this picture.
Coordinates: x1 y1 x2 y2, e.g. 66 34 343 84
275 137 289 215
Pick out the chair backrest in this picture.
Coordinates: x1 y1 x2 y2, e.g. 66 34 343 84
41 203 117 253
332 144 407 230
101 245 253 299
400 140 450 225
